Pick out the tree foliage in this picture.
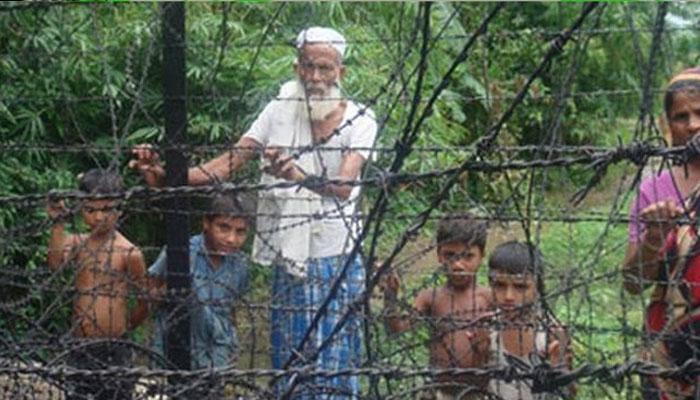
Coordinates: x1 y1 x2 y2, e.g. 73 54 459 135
1 3 699 395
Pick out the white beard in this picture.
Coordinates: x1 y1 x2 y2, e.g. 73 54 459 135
283 79 342 121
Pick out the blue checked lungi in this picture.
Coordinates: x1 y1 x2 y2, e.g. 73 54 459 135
270 254 365 399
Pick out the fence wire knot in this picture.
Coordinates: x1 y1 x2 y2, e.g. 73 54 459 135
616 140 652 167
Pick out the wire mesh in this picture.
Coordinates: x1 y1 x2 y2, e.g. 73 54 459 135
2 2 700 399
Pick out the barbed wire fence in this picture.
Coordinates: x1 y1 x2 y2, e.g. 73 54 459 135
2 1 700 399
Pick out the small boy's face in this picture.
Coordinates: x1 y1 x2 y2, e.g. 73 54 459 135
437 241 484 288
81 199 121 235
202 216 248 255
489 272 538 315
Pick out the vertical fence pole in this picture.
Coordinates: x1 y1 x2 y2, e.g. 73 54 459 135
162 1 191 374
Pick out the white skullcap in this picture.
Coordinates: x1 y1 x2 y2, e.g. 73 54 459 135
296 27 347 59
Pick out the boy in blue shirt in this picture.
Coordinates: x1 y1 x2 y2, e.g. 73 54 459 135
147 194 250 376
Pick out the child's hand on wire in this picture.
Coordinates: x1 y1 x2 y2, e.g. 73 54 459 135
46 198 69 223
379 267 400 301
544 339 573 368
129 144 165 187
544 327 572 368
379 265 403 323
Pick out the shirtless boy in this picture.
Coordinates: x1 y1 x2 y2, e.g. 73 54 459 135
487 241 572 399
382 215 491 400
47 169 147 400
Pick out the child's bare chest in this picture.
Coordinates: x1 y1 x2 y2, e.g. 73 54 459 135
74 246 128 288
429 293 486 331
431 291 485 318
501 328 537 357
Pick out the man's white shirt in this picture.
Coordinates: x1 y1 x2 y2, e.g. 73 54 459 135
243 81 377 276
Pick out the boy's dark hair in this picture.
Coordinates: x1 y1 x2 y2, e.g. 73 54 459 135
78 169 124 194
436 214 487 252
664 80 700 118
204 193 252 222
488 241 543 276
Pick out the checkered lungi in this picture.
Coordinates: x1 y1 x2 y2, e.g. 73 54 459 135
270 255 365 399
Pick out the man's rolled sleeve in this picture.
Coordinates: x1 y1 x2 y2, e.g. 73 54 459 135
242 103 274 146
347 109 378 161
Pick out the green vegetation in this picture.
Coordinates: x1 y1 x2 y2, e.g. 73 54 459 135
2 2 700 398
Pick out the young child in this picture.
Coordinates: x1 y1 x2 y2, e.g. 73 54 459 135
487 241 572 399
46 169 148 400
148 194 250 376
382 214 491 400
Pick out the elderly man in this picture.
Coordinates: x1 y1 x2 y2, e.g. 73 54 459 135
131 27 377 398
